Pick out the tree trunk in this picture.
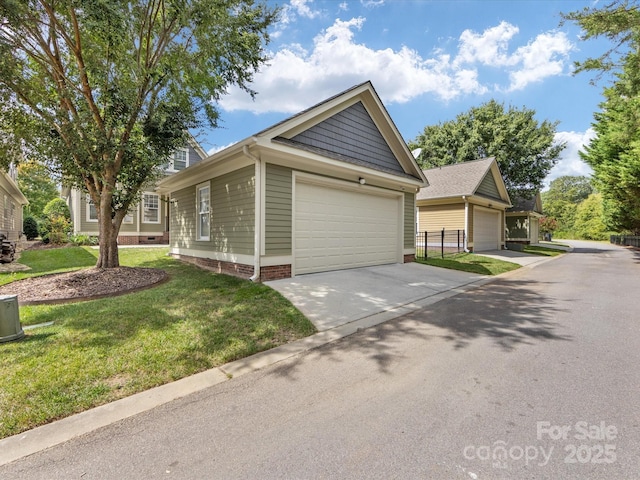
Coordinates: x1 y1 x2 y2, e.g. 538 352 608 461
96 221 120 268
95 190 121 268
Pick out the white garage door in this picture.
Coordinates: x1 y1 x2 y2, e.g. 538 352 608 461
295 181 399 275
473 208 500 252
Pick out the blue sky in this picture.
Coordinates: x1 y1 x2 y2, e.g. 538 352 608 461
199 0 614 186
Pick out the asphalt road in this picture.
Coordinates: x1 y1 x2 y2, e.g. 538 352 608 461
2 240 639 479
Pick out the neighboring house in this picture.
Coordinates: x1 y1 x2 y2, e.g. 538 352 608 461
157 81 427 281
64 137 207 245
0 165 28 242
506 192 543 244
416 158 511 252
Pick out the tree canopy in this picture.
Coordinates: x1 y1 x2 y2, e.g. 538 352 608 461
17 160 60 218
563 0 640 234
0 0 277 266
541 175 594 236
408 100 565 199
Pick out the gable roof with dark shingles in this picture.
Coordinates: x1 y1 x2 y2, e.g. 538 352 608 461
416 158 496 200
508 193 542 213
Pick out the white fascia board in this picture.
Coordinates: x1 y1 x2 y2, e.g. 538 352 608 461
258 140 424 192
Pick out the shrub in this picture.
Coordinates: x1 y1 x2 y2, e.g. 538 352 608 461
69 234 98 246
39 198 73 245
42 198 71 222
23 216 39 240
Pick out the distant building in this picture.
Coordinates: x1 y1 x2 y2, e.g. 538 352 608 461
63 137 206 245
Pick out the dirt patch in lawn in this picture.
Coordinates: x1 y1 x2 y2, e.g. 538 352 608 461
0 267 168 305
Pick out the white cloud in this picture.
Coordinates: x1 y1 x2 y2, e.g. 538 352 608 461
290 0 321 19
206 142 238 157
361 0 385 7
221 18 573 114
544 129 595 187
507 31 574 91
221 17 488 114
454 21 520 67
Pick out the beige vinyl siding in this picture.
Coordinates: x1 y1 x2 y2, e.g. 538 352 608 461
418 204 464 233
468 207 474 243
404 192 415 248
0 186 21 241
170 185 197 248
211 165 255 255
265 163 292 255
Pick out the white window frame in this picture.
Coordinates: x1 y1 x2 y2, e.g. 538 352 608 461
142 193 160 224
86 195 98 222
196 182 210 241
166 147 189 172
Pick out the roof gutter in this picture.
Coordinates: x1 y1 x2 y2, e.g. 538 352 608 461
243 145 262 282
462 195 470 253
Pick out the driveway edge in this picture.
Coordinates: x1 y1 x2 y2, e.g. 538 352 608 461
0 251 567 467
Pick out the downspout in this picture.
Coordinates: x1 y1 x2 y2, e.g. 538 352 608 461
463 195 470 252
243 145 261 282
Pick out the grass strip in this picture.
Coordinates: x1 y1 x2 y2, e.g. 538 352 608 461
0 247 315 439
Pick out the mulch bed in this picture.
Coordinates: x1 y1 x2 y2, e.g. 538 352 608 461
0 267 168 305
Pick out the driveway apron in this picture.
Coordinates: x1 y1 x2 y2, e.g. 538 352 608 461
266 262 484 331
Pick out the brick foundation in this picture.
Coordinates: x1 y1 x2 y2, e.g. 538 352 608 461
404 254 415 263
259 264 292 281
117 233 169 245
171 254 254 279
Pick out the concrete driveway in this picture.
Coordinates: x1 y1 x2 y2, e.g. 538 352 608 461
266 263 486 331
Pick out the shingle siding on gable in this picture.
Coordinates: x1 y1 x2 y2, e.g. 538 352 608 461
476 172 502 201
265 163 292 255
291 101 404 174
187 144 204 166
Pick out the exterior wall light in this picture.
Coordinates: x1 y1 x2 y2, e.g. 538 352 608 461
359 177 366 185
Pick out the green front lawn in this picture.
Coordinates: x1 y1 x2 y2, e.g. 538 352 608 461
416 253 521 276
522 245 565 257
0 247 316 439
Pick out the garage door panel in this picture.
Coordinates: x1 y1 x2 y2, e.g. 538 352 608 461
473 208 500 252
295 181 399 275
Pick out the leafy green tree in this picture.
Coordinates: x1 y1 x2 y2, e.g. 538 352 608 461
541 175 593 235
573 193 610 240
17 160 59 219
409 100 565 198
562 1 640 234
39 197 72 244
0 0 277 267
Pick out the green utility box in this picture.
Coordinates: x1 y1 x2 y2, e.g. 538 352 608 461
0 295 24 343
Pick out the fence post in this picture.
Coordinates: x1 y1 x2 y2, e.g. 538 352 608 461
424 231 428 259
457 229 460 253
441 228 445 259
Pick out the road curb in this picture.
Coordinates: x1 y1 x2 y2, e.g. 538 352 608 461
0 250 568 467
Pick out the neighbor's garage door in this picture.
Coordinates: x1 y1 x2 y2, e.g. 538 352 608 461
473 208 501 252
295 180 399 275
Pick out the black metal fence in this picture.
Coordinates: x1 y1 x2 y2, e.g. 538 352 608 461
416 229 466 259
610 235 640 247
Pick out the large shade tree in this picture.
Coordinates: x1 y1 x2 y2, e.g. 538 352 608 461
541 175 594 235
0 0 277 267
408 100 565 199
562 1 640 234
